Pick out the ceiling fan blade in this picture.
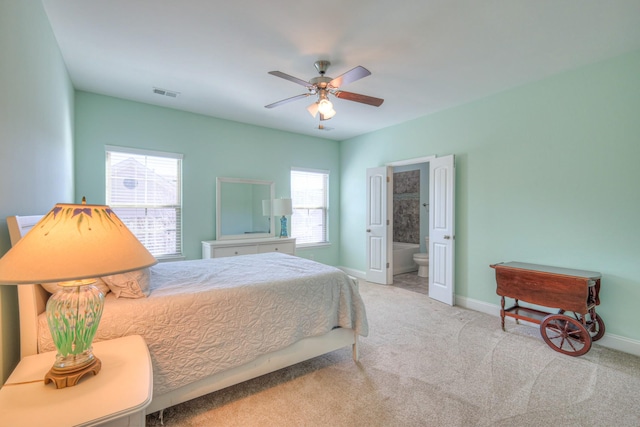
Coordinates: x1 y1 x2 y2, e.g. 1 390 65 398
268 71 313 88
328 66 371 89
265 93 310 109
334 90 384 107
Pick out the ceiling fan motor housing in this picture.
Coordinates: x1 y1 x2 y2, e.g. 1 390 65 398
309 76 332 88
314 60 331 75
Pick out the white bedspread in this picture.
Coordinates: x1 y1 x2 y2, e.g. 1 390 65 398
38 253 368 395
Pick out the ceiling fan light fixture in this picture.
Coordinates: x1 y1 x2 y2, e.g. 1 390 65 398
318 98 333 115
321 108 336 120
307 102 319 118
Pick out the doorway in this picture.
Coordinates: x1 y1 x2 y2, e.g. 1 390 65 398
390 161 430 295
366 155 455 305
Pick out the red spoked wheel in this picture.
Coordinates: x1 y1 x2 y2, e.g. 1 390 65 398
558 310 606 342
540 314 592 356
586 313 606 342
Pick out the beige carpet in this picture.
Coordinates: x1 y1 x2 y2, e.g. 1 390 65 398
146 280 640 426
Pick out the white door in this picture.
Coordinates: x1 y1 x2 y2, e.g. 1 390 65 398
428 155 456 305
366 166 393 284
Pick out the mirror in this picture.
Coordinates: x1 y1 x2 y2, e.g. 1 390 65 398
216 177 275 240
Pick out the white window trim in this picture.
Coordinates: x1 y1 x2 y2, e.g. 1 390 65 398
105 146 184 259
296 242 332 249
291 167 330 246
105 145 184 160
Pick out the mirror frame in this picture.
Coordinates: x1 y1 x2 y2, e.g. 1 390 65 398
216 177 275 240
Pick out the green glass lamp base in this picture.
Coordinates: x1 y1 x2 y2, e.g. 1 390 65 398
45 280 105 387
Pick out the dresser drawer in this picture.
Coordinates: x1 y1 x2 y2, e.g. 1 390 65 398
258 242 295 255
212 245 258 258
202 238 296 259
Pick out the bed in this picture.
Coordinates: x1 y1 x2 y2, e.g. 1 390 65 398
7 215 368 414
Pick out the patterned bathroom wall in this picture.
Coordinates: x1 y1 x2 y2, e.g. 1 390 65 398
393 170 420 243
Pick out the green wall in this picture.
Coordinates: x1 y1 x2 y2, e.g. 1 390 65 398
0 0 75 383
74 92 341 264
2 1 639 376
340 50 640 343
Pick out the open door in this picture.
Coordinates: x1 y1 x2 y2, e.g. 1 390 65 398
428 155 455 305
366 166 393 284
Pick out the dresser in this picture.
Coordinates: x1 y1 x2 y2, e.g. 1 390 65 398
202 237 296 259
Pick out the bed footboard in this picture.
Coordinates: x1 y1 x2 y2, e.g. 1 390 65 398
147 327 358 414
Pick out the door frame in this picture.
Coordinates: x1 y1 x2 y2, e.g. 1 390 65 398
386 155 456 305
386 156 435 277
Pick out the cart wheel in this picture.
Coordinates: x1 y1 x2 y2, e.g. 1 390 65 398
540 314 592 356
586 313 605 342
558 310 606 342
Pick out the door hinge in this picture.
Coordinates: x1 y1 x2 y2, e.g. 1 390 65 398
386 262 390 269
387 176 390 183
386 219 390 226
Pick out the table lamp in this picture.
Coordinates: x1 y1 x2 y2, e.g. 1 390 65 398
0 199 157 388
272 198 292 238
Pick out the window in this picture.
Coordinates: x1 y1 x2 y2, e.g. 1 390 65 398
106 146 183 258
290 168 329 245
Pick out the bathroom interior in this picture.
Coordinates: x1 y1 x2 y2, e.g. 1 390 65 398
392 163 429 293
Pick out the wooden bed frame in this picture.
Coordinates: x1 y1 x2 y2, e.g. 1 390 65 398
7 215 360 414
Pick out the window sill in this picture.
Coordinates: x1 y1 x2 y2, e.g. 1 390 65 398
156 255 186 262
296 242 331 249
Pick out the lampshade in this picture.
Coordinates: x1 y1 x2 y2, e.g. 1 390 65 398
0 203 157 284
272 198 292 216
307 102 320 118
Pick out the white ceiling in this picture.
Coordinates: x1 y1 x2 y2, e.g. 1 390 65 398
41 0 640 141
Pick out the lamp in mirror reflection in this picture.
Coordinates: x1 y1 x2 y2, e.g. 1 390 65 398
262 199 271 234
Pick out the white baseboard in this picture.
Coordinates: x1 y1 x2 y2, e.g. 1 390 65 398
455 295 501 317
595 334 640 356
456 295 640 357
338 271 640 357
338 268 640 357
338 267 366 280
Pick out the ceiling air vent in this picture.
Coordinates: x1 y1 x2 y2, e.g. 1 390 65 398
153 87 180 98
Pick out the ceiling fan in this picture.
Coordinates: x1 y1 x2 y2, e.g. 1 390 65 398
265 60 384 121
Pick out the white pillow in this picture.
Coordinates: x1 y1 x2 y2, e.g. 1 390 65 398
102 268 151 299
41 278 110 296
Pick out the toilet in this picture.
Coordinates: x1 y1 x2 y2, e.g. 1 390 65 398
413 237 429 278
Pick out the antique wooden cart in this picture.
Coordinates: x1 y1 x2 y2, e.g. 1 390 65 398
491 262 604 356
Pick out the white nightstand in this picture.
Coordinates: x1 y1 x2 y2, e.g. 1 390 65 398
0 335 152 427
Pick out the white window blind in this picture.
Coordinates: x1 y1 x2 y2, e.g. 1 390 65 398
106 146 183 258
290 168 329 245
